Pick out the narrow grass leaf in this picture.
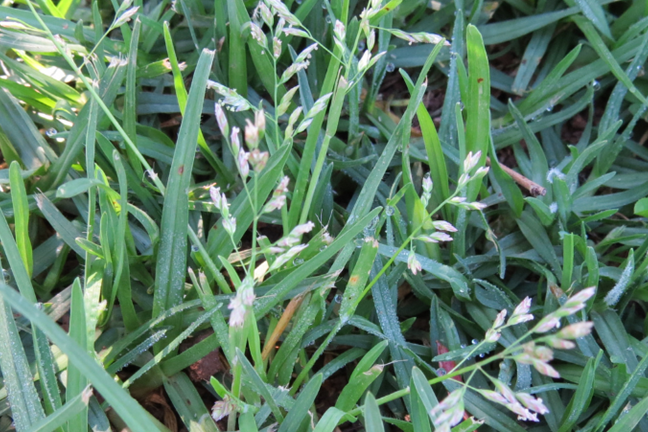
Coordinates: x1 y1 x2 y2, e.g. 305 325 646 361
363 392 385 432
0 288 44 429
152 49 214 338
164 372 220 432
31 387 91 432
558 350 602 432
595 339 648 431
66 278 88 432
277 373 322 432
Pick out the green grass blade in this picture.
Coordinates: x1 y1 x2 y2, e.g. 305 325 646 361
363 392 385 432
313 407 354 432
0 288 45 429
465 24 490 202
164 372 220 432
277 373 322 432
227 0 247 96
594 333 648 431
123 18 143 179
573 16 648 106
236 347 284 422
31 387 91 432
152 48 214 337
607 394 648 432
9 161 33 277
574 0 612 39
558 350 602 432
0 282 162 430
66 279 88 432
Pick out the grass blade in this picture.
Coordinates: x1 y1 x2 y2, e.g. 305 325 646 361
152 48 214 339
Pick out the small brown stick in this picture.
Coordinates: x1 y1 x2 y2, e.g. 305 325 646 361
486 157 546 197
261 294 305 361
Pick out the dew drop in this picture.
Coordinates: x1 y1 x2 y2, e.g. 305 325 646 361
471 339 479 344
45 128 58 137
385 206 395 216
479 353 486 358
592 80 601 91
546 105 553 112
354 238 364 248
437 368 447 375
293 258 305 266
460 344 466 349
386 62 395 73
296 0 302 4
334 294 342 303
358 40 366 51
191 245 199 252
325 16 332 23
319 245 327 251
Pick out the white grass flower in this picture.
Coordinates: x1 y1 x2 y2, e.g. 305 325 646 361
295 43 319 63
535 315 561 333
249 149 268 172
283 27 309 37
506 402 539 422
334 20 346 41
516 393 549 415
210 187 229 214
245 119 259 149
230 126 241 155
257 2 274 27
463 151 482 173
557 321 594 339
367 29 376 51
407 250 422 275
492 379 517 404
358 50 372 72
237 149 250 179
485 328 501 343
222 216 236 236
265 0 300 26
480 390 509 405
278 86 299 116
273 36 282 58
280 61 309 84
493 309 507 328
417 232 453 243
531 360 560 378
292 221 315 235
508 314 534 325
249 22 267 48
512 297 532 317
547 337 576 349
468 201 488 211
214 103 229 137
269 244 307 270
432 221 457 232
228 295 245 326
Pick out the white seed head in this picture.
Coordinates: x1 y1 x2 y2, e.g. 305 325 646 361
214 103 229 137
407 250 422 275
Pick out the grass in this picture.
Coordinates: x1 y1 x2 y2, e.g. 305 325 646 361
0 0 647 431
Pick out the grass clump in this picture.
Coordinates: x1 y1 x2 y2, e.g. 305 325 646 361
0 0 647 431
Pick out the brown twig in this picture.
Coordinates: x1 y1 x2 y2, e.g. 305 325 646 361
486 157 546 197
